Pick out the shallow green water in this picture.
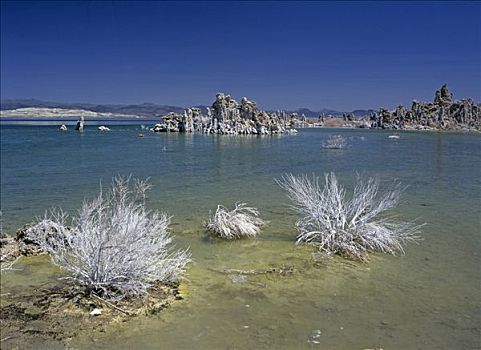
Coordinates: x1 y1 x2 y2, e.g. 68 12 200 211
1 125 480 349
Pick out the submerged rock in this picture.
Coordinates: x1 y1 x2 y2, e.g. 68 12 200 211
227 274 248 283
89 308 102 316
308 329 322 344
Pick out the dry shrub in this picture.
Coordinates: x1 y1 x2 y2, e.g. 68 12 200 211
206 203 267 239
277 173 421 260
26 176 190 299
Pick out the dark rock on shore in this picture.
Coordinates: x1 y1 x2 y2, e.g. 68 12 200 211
1 221 71 261
0 232 20 261
14 224 44 256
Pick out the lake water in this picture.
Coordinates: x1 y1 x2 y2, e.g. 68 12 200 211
1 125 480 349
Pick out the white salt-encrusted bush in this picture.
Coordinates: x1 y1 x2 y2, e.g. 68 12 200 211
27 176 191 299
277 173 421 260
206 203 267 239
322 135 347 149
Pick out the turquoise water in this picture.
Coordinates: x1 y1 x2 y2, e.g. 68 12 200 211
1 125 480 349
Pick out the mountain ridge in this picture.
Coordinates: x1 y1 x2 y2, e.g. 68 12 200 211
0 98 374 118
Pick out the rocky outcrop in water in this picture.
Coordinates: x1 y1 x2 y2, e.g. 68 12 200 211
370 84 480 131
151 93 302 135
75 116 84 131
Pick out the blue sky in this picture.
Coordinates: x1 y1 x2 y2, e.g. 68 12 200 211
1 1 480 111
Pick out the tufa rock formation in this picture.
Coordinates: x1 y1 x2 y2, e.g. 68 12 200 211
151 93 302 135
75 116 84 131
370 84 480 131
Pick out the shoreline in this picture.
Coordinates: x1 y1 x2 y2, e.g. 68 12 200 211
1 118 479 134
0 116 157 122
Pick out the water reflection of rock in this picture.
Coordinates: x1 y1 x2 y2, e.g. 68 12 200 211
151 93 302 135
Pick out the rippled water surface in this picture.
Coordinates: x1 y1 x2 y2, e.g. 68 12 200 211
1 125 480 349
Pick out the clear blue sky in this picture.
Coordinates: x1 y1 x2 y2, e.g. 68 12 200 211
1 1 480 111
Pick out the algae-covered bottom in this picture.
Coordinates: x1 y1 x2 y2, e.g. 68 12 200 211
1 125 480 349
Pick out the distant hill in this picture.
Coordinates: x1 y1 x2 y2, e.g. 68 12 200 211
86 103 185 117
286 108 374 118
351 109 376 117
1 99 185 117
1 99 374 118
1 98 58 110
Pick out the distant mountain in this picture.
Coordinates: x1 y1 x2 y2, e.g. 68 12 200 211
1 107 143 119
0 99 185 117
86 103 185 117
268 108 343 118
1 98 59 110
293 108 325 117
1 99 374 118
351 109 376 117
191 105 210 115
287 108 374 118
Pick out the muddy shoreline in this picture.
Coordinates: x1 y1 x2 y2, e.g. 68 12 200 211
0 227 186 349
0 275 184 349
